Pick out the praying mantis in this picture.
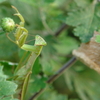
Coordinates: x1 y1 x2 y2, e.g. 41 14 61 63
1 6 47 100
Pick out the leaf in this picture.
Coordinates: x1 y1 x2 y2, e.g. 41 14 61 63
40 35 58 75
0 65 7 81
2 97 18 100
54 34 79 55
0 32 5 35
64 61 100 100
0 81 17 98
44 0 55 3
0 65 17 99
0 34 19 62
42 35 57 56
37 88 68 100
40 59 52 75
65 1 99 42
0 61 17 77
0 0 6 3
95 35 100 43
26 76 47 99
74 0 92 8
96 3 100 17
54 14 66 23
32 58 42 75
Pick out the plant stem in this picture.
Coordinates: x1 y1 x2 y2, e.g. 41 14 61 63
47 56 77 84
55 24 68 37
29 56 77 100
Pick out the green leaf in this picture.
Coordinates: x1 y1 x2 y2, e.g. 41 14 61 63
42 35 56 56
54 35 79 55
32 58 42 75
65 2 98 42
41 58 53 75
0 81 17 98
2 97 18 100
37 88 68 100
0 66 17 99
28 76 46 94
95 35 100 43
0 65 7 81
74 25 93 42
44 0 55 3
74 0 92 8
0 61 17 77
0 32 5 35
0 34 19 61
40 35 57 75
64 61 100 100
0 0 6 3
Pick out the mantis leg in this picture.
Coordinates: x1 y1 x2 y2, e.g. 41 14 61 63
17 31 28 47
6 33 16 44
14 27 28 44
21 35 47 53
12 6 25 27
6 27 28 48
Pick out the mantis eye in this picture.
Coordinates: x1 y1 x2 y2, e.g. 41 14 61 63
1 17 15 32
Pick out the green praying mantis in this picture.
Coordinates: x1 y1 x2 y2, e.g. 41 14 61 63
1 6 47 100
5 6 47 52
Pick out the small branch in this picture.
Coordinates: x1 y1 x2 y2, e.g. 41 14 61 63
28 56 77 100
47 56 77 84
55 24 68 37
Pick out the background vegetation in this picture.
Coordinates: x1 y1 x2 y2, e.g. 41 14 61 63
0 0 100 100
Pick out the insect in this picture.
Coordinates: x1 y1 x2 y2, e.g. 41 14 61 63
1 6 47 53
1 6 47 100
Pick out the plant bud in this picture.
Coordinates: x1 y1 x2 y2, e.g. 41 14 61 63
1 17 15 32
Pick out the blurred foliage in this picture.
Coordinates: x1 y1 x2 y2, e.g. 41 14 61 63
96 34 100 42
37 88 68 100
0 65 18 100
0 0 100 100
